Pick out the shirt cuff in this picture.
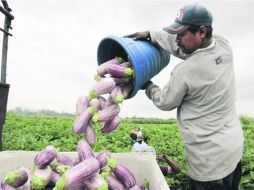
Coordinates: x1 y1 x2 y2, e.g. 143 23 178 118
145 83 159 99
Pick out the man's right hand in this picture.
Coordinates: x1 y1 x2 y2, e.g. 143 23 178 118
124 31 150 41
141 80 153 90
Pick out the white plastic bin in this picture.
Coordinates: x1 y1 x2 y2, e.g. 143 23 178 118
0 151 170 190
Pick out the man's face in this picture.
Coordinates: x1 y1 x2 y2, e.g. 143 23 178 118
175 28 205 54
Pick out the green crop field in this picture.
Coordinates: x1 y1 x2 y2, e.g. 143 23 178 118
2 112 254 190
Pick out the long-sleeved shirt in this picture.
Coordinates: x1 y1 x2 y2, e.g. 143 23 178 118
146 30 244 181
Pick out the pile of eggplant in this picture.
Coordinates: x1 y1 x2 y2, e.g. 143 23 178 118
73 57 134 147
1 141 149 190
1 58 152 190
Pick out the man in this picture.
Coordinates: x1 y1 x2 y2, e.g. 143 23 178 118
126 3 244 190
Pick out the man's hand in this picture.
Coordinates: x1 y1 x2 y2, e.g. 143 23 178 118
141 80 153 90
124 31 150 41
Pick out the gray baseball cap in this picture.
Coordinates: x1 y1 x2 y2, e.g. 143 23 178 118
163 3 213 34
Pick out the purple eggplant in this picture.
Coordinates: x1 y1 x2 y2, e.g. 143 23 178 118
84 124 96 147
98 96 107 110
105 95 114 107
3 168 28 188
76 95 89 116
89 78 116 100
50 161 71 176
106 64 133 78
83 173 108 190
101 116 121 134
108 158 136 188
106 174 126 190
30 166 52 189
129 185 144 190
45 171 60 188
54 157 100 190
77 140 95 161
111 77 130 85
56 153 74 166
111 86 124 104
0 181 16 190
97 57 123 77
16 167 32 190
120 61 131 67
73 155 81 166
34 145 57 169
49 171 60 184
72 107 95 134
89 98 101 112
132 179 149 190
96 150 110 168
92 104 120 123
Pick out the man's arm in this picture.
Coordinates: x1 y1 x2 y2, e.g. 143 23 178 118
150 30 188 60
144 66 188 111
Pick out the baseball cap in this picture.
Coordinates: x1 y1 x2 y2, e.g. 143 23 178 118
163 3 213 34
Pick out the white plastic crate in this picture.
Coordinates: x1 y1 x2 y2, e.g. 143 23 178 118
0 151 170 190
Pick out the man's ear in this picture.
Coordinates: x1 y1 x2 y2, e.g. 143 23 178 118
199 26 208 38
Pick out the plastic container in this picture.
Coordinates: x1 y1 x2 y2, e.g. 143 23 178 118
97 35 170 98
0 151 170 190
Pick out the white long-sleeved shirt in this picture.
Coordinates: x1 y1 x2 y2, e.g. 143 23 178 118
146 31 244 181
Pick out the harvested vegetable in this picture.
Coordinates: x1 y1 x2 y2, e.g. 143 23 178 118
77 140 95 160
111 76 130 85
89 98 100 112
56 153 74 167
83 173 108 190
106 64 133 78
96 150 110 168
92 104 120 123
54 157 100 190
108 158 136 188
106 174 125 190
0 181 15 190
3 168 28 188
97 57 123 77
101 116 121 134
111 86 124 104
46 172 60 188
30 166 52 189
84 124 96 147
98 96 107 110
34 145 57 169
89 78 116 100
76 95 89 116
72 106 95 134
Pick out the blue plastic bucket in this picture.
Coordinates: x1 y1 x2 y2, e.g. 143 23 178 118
97 35 170 98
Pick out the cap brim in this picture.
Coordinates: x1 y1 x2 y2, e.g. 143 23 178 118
163 22 190 34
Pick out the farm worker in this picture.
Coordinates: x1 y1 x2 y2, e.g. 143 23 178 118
130 128 148 145
132 134 151 152
125 3 244 190
157 154 181 176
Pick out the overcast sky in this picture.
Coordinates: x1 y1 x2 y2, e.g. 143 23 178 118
1 0 254 119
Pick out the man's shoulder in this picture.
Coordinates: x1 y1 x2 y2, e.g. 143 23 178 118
213 34 232 48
